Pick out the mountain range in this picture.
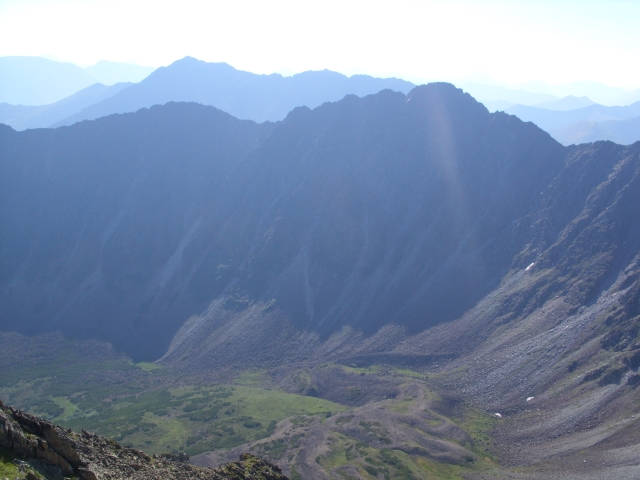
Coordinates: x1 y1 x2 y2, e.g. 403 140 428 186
505 101 640 132
511 79 632 105
458 82 558 107
0 84 566 359
504 102 640 145
552 115 640 146
2 82 640 477
51 56 415 125
3 55 640 146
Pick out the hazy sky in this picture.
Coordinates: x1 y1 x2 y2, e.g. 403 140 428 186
1 0 639 88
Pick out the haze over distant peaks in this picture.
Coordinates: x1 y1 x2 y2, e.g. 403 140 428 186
85 60 155 85
552 115 640 146
0 56 97 105
0 82 131 130
505 101 640 132
458 82 557 107
53 56 415 126
512 79 630 105
533 95 595 111
0 56 155 106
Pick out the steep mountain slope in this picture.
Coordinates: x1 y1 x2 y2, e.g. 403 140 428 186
161 137 640 477
1 84 567 360
0 103 274 359
52 56 415 126
552 115 640 145
506 101 640 131
170 86 564 340
0 82 131 130
0 57 97 105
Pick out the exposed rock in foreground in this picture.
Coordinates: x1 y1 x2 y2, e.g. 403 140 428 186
0 399 288 480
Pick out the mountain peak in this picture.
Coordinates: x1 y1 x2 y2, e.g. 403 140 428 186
407 82 487 110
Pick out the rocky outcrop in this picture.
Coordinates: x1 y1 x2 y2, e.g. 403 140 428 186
0 399 288 480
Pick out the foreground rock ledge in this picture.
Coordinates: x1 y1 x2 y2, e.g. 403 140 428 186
0 399 289 480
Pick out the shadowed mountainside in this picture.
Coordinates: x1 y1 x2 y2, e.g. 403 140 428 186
2 84 568 359
52 56 415 126
0 102 275 359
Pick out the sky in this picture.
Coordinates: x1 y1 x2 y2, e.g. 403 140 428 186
1 0 639 88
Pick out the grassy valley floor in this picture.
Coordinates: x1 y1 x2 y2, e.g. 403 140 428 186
0 332 502 479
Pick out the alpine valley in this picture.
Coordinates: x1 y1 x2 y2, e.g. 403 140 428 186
1 83 640 479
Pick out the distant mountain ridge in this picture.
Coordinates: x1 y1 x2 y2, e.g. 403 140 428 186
0 56 154 106
512 79 630 105
533 95 595 111
0 56 98 105
0 82 131 130
552 115 640 145
458 82 558 107
505 101 640 131
0 56 415 130
502 101 640 145
53 56 415 125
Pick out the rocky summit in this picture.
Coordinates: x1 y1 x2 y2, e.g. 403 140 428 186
0 400 288 480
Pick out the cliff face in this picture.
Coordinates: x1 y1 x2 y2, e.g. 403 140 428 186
0 399 288 480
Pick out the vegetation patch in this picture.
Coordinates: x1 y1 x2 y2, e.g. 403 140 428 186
453 406 498 461
234 369 269 385
342 365 381 375
136 362 164 372
0 358 344 457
